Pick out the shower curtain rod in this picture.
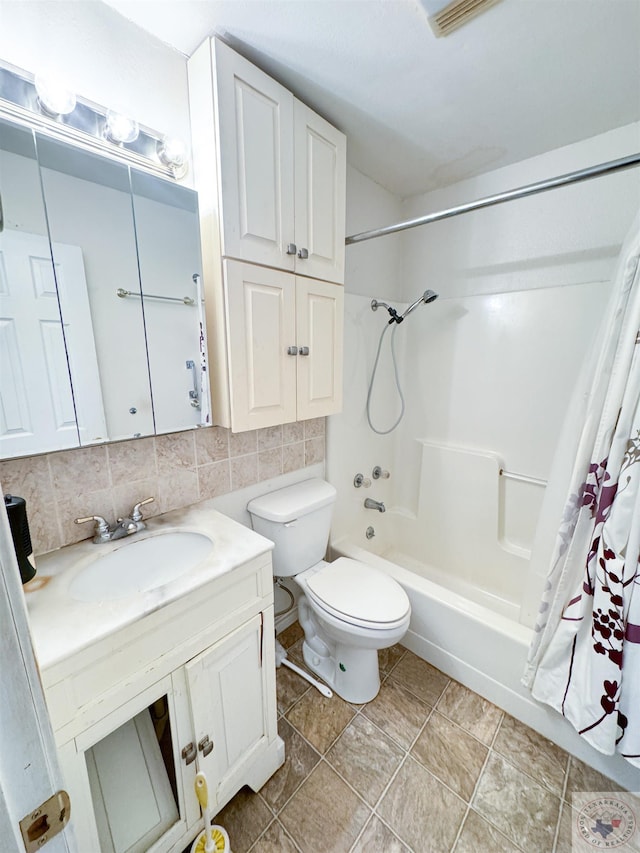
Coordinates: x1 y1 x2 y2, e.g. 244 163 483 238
345 152 640 245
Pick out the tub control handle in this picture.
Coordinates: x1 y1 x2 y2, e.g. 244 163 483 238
372 466 390 480
353 473 371 488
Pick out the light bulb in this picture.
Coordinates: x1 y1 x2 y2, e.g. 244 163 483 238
157 136 188 169
104 110 139 144
34 74 76 116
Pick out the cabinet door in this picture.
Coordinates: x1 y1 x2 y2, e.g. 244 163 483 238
296 277 344 419
294 101 346 284
214 39 295 270
225 260 297 431
185 614 270 810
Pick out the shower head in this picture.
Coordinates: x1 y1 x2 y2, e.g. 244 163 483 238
399 289 439 320
371 290 439 324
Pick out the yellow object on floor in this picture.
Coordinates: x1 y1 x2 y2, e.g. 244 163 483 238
190 771 231 853
190 825 230 853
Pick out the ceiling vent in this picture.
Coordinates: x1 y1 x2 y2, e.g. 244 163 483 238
428 0 501 37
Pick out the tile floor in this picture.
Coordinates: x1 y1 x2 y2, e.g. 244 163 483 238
211 623 636 853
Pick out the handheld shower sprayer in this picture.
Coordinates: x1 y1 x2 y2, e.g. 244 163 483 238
370 289 438 324
367 287 439 434
400 288 439 320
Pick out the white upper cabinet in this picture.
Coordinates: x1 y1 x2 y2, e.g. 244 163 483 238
212 39 295 270
224 261 343 433
225 261 298 430
188 37 346 431
295 276 344 420
189 38 346 284
294 101 346 283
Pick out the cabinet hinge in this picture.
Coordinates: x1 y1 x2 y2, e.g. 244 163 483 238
19 790 71 852
259 612 264 667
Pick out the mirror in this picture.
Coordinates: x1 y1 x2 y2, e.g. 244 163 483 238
0 119 81 457
0 116 206 459
130 170 204 435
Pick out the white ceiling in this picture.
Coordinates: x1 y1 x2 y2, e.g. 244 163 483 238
101 0 640 198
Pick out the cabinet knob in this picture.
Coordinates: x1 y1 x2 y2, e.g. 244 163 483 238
297 247 309 260
198 735 214 757
286 243 297 255
298 346 310 356
181 742 196 765
287 345 299 356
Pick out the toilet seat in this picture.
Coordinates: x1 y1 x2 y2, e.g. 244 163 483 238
303 557 410 630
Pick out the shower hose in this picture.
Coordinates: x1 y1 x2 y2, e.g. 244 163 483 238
366 322 405 434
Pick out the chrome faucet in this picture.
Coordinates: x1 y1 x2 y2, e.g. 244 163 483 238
75 497 155 543
364 498 386 513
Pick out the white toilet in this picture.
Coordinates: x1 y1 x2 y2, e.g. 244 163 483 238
247 478 411 703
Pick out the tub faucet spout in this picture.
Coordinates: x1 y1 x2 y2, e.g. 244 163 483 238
364 498 386 513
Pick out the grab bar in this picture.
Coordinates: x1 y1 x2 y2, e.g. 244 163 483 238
116 287 195 306
499 468 547 487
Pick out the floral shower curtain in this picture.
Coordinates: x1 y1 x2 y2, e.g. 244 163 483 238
524 212 640 767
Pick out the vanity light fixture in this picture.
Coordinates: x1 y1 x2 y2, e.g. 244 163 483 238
157 136 188 171
0 60 188 178
34 74 77 117
104 110 139 144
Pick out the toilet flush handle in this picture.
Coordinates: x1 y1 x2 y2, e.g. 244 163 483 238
284 520 297 527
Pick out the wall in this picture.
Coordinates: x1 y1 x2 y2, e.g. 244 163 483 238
328 122 640 623
325 166 405 545
0 1 190 169
0 419 325 557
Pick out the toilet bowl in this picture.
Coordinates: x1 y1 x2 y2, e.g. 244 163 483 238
247 478 410 703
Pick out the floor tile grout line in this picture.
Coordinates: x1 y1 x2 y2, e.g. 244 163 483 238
363 752 414 852
551 757 573 853
279 754 374 852
448 718 500 853
246 815 304 853
488 730 569 801
354 698 434 755
447 710 532 853
451 706 526 853
434 684 506 750
384 670 451 711
466 718 555 853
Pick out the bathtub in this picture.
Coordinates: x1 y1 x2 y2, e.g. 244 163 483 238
331 534 640 791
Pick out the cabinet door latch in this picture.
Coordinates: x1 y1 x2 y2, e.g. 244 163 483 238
198 735 214 757
19 790 71 852
181 742 197 765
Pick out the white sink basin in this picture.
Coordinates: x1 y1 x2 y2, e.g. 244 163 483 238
69 531 214 603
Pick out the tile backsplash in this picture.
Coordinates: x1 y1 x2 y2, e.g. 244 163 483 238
0 419 325 556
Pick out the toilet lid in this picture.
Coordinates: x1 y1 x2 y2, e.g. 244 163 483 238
305 558 410 626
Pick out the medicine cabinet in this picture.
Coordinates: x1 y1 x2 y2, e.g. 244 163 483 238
0 116 206 459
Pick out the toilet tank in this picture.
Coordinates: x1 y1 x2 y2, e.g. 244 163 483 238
247 479 337 577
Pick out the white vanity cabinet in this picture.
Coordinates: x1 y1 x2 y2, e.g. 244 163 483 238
34 544 282 853
225 260 344 432
189 37 346 283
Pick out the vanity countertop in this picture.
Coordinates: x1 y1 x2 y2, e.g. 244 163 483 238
25 499 274 672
